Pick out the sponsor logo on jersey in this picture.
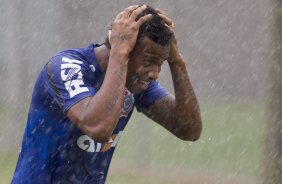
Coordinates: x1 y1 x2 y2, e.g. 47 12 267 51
77 131 122 153
61 57 89 98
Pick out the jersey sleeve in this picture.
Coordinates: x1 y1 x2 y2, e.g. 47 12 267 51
134 81 169 111
46 55 97 113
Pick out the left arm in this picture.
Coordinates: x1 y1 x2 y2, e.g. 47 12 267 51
140 11 202 141
140 57 202 141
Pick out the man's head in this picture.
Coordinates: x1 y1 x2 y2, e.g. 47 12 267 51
105 5 173 94
104 5 172 49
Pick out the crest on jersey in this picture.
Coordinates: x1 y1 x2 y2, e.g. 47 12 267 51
121 89 134 118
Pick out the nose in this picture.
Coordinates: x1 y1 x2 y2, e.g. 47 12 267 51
148 65 160 81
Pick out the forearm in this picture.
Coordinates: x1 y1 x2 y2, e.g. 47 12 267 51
99 50 129 118
80 51 129 138
168 57 202 140
169 57 197 109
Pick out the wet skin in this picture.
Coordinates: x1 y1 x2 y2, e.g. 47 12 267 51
126 36 170 94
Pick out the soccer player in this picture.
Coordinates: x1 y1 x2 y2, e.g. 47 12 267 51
12 5 202 184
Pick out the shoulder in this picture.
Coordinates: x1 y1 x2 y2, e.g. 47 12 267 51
134 81 170 111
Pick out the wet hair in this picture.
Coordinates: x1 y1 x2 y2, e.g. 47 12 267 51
104 5 172 49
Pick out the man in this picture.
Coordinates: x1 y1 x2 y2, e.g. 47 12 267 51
12 5 202 184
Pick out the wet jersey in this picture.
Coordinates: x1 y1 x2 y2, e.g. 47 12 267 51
12 44 169 184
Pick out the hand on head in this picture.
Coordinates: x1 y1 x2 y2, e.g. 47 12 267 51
109 5 152 54
109 5 179 62
155 8 174 31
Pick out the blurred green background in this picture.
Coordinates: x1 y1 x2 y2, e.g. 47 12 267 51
0 102 265 184
0 0 278 183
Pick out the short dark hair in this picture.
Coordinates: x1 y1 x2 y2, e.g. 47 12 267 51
104 5 172 49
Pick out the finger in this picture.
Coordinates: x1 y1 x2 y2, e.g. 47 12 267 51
158 13 173 26
108 30 112 41
155 8 167 15
129 4 147 20
115 5 138 20
136 14 152 27
165 23 173 32
123 5 139 18
158 13 172 23
115 11 124 20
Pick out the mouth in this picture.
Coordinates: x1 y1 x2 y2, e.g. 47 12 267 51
132 77 150 91
138 79 150 86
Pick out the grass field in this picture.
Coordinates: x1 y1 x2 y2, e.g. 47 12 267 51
0 101 266 184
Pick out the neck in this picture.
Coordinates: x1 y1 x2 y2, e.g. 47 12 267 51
94 45 110 73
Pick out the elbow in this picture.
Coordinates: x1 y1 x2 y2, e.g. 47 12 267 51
175 121 202 142
76 117 115 143
86 124 113 143
172 108 203 142
179 128 202 142
91 134 111 143
67 106 117 143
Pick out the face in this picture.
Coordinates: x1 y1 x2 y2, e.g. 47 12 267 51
126 36 170 94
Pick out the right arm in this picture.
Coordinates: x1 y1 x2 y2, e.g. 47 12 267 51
67 51 128 143
67 5 150 143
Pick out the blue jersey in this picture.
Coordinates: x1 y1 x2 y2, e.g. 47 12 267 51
12 44 169 184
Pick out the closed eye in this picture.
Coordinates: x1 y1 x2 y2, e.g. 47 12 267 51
143 59 164 68
143 60 152 67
